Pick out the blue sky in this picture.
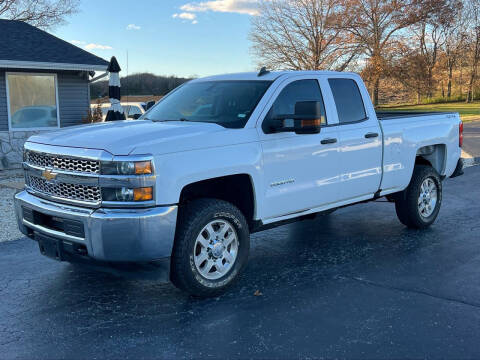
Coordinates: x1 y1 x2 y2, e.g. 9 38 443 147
53 0 259 77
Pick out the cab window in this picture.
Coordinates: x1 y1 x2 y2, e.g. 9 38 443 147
328 78 367 124
263 79 326 133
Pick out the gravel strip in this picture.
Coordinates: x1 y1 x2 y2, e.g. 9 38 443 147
0 187 22 242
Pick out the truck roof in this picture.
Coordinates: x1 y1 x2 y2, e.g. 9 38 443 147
194 70 359 82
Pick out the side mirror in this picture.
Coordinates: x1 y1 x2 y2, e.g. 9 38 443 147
293 101 322 134
269 101 323 134
129 114 142 120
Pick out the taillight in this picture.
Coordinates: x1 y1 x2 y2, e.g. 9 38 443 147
459 121 464 148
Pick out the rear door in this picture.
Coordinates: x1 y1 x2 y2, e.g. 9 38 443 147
328 77 383 201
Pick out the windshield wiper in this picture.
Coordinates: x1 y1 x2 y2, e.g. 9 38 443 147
150 118 202 123
156 118 194 122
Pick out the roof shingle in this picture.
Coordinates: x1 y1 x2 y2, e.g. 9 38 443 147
0 20 109 70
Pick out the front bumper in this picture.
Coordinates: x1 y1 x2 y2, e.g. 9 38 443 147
14 190 178 262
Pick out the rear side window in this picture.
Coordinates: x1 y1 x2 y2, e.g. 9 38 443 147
263 79 327 133
328 79 366 124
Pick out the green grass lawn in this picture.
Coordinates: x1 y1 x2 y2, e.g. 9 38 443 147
377 101 480 122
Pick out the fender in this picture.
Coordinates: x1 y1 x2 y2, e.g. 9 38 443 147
152 141 264 219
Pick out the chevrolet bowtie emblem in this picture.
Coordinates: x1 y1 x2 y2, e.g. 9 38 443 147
42 169 58 182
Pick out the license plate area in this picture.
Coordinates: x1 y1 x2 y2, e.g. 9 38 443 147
35 232 64 261
34 232 89 260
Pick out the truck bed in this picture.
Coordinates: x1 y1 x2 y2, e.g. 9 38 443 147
376 111 455 120
376 109 461 194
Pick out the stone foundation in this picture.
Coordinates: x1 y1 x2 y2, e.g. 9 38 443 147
0 131 40 170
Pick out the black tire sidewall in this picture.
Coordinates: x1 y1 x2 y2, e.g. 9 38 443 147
406 166 442 227
188 210 249 289
414 172 442 225
172 199 250 295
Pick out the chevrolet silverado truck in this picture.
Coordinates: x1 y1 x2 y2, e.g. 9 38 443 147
14 70 464 297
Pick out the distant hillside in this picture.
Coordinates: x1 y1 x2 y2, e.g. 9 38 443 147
90 73 191 99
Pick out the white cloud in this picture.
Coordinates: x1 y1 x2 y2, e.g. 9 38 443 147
172 12 198 24
84 43 113 50
172 12 197 20
70 40 113 51
70 40 86 45
126 24 141 30
180 0 260 16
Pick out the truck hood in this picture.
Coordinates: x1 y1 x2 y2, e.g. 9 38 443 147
27 120 235 155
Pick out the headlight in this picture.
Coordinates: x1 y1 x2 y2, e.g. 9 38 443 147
101 160 152 175
102 187 153 202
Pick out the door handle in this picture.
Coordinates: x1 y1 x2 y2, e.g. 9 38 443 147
320 138 337 145
364 132 379 138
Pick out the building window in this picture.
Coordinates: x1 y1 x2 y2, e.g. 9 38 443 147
7 73 60 130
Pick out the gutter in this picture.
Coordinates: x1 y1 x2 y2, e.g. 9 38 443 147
0 60 108 72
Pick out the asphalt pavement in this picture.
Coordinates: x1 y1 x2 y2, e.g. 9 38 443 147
464 120 480 159
1 165 479 359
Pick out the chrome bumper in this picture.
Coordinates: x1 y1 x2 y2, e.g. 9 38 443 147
14 191 178 262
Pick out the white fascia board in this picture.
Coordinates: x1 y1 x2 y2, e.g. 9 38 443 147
0 60 108 72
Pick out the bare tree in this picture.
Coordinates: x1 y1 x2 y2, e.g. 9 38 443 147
0 0 79 29
388 42 430 103
441 3 466 99
464 0 480 102
412 0 461 98
250 0 359 71
343 0 441 105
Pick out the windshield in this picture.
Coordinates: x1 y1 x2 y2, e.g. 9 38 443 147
143 80 272 128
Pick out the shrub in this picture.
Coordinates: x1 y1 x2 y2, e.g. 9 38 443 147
83 101 103 124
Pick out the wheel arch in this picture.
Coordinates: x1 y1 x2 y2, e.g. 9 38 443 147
415 144 446 175
179 174 257 230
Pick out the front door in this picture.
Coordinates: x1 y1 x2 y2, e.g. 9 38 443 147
258 77 341 220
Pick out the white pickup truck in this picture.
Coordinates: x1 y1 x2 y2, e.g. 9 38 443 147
14 70 464 296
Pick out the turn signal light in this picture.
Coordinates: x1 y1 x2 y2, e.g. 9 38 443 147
301 118 321 127
133 187 153 201
135 161 152 175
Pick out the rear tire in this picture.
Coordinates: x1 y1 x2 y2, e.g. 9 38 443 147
394 165 442 229
171 198 250 297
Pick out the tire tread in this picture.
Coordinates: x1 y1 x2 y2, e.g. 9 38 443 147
394 165 442 229
171 198 249 297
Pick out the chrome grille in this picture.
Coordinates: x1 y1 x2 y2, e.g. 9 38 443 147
25 151 100 174
26 174 101 204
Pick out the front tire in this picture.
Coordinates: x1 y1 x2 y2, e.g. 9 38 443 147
171 198 250 297
394 165 442 229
